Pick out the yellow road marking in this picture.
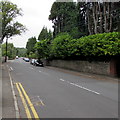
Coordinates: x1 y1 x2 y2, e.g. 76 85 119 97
19 83 39 119
16 83 32 120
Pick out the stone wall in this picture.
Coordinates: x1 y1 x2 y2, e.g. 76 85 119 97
47 60 111 76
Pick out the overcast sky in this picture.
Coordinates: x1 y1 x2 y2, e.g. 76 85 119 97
8 0 56 48
8 0 77 48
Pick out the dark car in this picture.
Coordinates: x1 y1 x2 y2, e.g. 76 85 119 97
33 59 44 67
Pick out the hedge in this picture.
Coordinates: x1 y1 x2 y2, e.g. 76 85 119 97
51 32 120 59
34 32 120 59
34 39 51 59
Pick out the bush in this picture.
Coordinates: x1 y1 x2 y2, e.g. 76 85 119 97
34 39 51 59
76 32 120 56
50 32 120 59
51 33 74 59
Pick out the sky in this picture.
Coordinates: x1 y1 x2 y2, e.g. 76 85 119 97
7 0 77 48
8 0 56 48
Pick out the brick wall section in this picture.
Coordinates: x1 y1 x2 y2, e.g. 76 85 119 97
47 60 110 75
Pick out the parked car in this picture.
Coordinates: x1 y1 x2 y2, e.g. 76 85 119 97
16 56 19 59
24 58 29 62
30 59 36 65
33 59 44 67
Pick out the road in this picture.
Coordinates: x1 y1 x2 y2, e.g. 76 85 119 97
7 58 118 119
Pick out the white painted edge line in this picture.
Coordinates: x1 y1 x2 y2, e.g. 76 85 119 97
60 79 65 82
7 66 20 118
70 82 100 95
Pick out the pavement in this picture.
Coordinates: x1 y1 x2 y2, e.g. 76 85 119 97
1 60 119 119
1 63 16 119
0 64 2 119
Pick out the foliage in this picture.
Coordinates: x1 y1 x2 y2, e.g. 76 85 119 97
77 2 88 37
26 37 37 55
34 39 51 59
82 2 119 34
16 48 27 57
50 32 120 59
49 1 78 38
28 52 37 59
76 32 120 56
38 27 52 41
0 0 26 43
51 33 74 59
2 43 16 59
49 1 119 38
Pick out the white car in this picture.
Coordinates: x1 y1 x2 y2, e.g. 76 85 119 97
30 59 36 64
16 56 18 59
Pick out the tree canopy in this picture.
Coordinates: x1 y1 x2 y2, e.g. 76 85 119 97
49 1 119 38
0 0 26 43
26 37 37 55
16 48 27 57
38 27 52 41
23 1 120 60
2 43 16 59
49 1 78 38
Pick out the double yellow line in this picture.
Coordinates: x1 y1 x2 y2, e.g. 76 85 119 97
16 82 39 120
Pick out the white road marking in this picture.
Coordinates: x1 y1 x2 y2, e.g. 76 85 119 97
10 67 13 71
59 78 100 95
70 82 100 95
7 65 20 118
70 82 75 85
38 96 45 106
39 71 49 76
60 79 65 82
29 67 49 76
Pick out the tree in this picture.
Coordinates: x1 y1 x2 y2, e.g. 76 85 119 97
2 43 16 59
35 39 51 59
77 2 88 37
49 1 78 38
0 0 26 43
16 48 27 57
26 37 37 56
83 1 120 35
38 27 52 41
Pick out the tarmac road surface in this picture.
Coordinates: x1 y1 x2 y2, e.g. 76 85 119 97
6 58 119 119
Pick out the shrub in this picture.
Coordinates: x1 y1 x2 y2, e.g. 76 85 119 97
50 32 120 59
76 32 120 56
34 39 51 59
51 33 74 59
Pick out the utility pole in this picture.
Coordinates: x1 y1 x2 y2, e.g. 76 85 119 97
5 37 8 62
